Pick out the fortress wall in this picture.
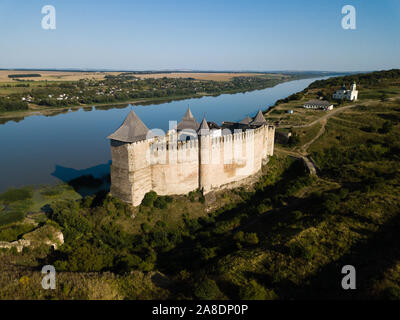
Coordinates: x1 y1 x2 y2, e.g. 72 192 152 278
110 140 132 203
266 125 275 156
262 126 268 160
151 138 200 196
128 140 153 206
200 128 265 192
110 124 275 206
110 139 153 206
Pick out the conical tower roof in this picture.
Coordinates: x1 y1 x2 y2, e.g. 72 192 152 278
107 110 150 143
177 107 200 131
251 109 267 126
240 116 252 124
183 107 195 120
198 117 210 135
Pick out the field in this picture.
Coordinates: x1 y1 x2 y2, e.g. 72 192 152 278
0 70 120 82
0 70 284 83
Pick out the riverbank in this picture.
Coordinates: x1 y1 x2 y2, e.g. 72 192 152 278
0 72 333 119
0 72 298 115
0 83 282 120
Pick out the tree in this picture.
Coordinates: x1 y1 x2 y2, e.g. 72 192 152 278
194 278 222 300
141 191 158 207
239 280 276 300
288 133 300 146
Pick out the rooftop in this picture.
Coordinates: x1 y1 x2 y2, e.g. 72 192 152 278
107 110 150 143
240 116 253 124
177 107 200 132
250 109 268 126
108 107 270 143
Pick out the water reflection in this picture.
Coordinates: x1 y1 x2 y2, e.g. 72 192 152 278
51 162 111 197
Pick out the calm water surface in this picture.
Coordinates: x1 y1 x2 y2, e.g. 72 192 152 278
0 76 333 192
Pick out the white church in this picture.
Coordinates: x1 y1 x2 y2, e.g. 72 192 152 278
332 82 358 101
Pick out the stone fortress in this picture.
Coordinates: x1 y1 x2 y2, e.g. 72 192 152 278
108 108 275 206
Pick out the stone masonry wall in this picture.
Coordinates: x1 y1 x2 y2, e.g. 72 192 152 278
110 125 274 206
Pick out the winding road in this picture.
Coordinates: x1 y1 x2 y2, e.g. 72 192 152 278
274 103 361 175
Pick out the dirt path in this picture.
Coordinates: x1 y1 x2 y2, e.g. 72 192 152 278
275 147 317 175
274 104 360 174
300 118 327 154
292 105 355 129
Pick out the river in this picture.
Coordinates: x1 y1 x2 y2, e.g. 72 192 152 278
0 76 334 192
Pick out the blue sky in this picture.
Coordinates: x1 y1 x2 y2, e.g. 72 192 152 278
0 0 399 71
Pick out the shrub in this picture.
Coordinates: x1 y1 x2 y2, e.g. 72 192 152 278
199 246 218 261
188 191 197 202
233 231 259 245
115 254 142 273
141 223 150 233
155 221 166 228
194 278 222 300
257 203 268 214
81 195 94 208
0 223 35 242
199 195 205 204
288 242 317 260
239 280 276 300
291 210 303 220
360 125 377 133
382 286 400 300
288 133 300 146
378 121 393 134
106 201 117 215
244 233 259 245
141 191 158 207
0 187 33 204
233 231 245 242
154 197 167 209
55 244 114 272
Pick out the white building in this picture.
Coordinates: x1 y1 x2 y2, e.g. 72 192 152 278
303 100 333 111
333 82 358 101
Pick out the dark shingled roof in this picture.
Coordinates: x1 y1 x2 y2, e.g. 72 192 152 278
250 110 267 126
177 107 200 131
107 110 150 143
207 121 221 130
240 116 252 124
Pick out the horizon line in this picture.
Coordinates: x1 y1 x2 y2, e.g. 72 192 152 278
0 68 362 74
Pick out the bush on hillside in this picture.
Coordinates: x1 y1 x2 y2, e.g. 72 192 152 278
193 278 222 300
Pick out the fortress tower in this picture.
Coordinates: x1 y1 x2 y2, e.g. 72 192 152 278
108 108 275 206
